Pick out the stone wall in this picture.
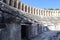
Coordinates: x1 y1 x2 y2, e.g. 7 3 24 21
1 23 21 40
0 2 21 40
0 1 44 40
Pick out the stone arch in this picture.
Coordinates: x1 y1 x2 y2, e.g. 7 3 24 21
18 2 20 9
28 7 30 13
25 5 27 12
14 0 16 8
22 3 24 11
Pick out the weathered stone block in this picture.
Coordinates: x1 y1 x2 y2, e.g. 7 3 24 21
1 23 21 40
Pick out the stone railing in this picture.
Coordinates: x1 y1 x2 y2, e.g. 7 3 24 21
0 0 60 17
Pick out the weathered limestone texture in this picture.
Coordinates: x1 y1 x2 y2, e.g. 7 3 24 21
30 24 38 37
0 2 21 40
1 23 21 40
37 24 42 34
0 1 44 40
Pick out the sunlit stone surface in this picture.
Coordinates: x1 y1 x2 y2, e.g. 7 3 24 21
0 0 60 40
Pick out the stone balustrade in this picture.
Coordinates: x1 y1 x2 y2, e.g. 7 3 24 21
0 0 60 17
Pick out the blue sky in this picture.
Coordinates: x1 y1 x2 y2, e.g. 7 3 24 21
20 0 60 9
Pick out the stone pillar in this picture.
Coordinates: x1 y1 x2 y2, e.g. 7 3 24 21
49 11 50 17
30 6 31 14
31 7 32 14
32 8 34 15
40 10 42 16
48 11 50 17
35 8 37 15
46 11 48 17
39 10 41 16
16 0 18 8
36 9 38 15
56 11 58 17
20 2 22 10
11 0 14 7
43 10 45 16
48 11 49 16
42 10 44 16
38 9 39 16
27 6 28 13
50 11 51 17
1 23 21 40
23 4 25 12
44 10 45 16
18 2 21 9
38 24 42 34
28 6 30 13
58 11 59 17
29 24 38 38
45 10 46 16
6 0 10 5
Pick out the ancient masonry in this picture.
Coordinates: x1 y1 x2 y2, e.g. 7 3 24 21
0 0 60 40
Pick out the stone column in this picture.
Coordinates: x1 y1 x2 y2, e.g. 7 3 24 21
31 7 32 14
30 24 38 38
38 9 39 16
56 11 58 17
27 6 28 13
51 11 52 17
49 11 50 17
50 11 52 16
39 10 41 16
23 4 25 12
16 0 18 8
50 11 51 17
58 11 60 16
20 2 22 10
35 8 37 15
18 2 21 9
43 10 44 16
44 10 45 16
11 0 14 7
30 6 31 14
46 11 48 17
6 0 10 5
40 10 42 16
32 8 34 15
38 24 42 34
44 10 46 16
36 9 38 15
48 11 49 17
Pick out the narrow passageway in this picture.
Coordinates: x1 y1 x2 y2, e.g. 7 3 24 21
21 25 29 40
21 25 30 40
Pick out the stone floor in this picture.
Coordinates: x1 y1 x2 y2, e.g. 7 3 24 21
31 31 60 40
